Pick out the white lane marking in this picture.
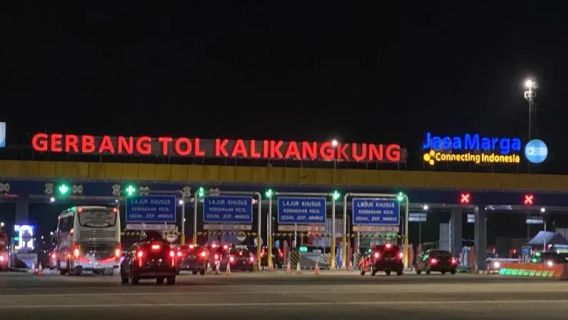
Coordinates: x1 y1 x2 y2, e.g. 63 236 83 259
1 300 568 309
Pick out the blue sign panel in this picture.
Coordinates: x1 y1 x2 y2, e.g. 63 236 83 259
352 198 399 225
203 196 253 224
277 197 326 224
0 122 5 148
125 195 176 223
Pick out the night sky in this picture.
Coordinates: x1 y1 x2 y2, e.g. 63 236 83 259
2 2 568 171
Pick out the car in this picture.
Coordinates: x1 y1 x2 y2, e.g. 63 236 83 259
260 246 284 269
415 249 458 275
178 245 209 275
120 238 177 285
359 243 404 276
530 251 568 267
0 231 8 271
220 247 255 272
206 243 230 271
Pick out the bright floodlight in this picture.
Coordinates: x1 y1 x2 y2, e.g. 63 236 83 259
178 199 184 205
423 204 429 211
49 196 56 203
331 139 338 147
525 79 534 89
540 207 546 213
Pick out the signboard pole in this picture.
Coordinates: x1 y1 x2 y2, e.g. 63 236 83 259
193 193 198 245
268 197 273 269
181 199 186 245
342 194 348 270
330 197 336 270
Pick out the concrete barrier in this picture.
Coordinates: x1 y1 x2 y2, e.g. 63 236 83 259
499 263 568 279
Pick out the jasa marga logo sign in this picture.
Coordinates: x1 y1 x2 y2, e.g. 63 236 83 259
422 132 522 166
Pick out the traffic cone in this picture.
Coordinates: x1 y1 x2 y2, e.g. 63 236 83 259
286 260 292 273
215 262 220 275
314 260 320 276
296 262 302 274
37 263 43 276
226 262 231 275
30 262 35 274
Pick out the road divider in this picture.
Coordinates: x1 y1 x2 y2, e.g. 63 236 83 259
499 263 568 279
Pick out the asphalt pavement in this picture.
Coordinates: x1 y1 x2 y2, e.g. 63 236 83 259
1 270 568 320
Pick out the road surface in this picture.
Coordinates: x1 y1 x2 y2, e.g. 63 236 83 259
1 271 567 320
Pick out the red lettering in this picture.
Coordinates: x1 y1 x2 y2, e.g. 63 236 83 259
136 136 152 155
385 144 401 162
336 143 350 160
284 141 301 160
263 140 270 158
158 137 173 155
301 142 317 160
231 139 248 158
31 133 48 152
118 136 134 154
215 139 229 157
50 133 63 152
351 143 367 162
368 144 384 161
174 138 192 156
82 135 95 153
194 138 205 157
98 135 115 154
249 140 261 159
269 140 283 159
64 135 79 153
319 141 334 161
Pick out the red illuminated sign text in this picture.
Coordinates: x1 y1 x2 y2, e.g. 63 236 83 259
31 133 404 163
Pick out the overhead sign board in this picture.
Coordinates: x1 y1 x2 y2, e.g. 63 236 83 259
203 196 253 224
125 196 176 223
352 198 400 225
422 132 522 166
278 225 326 232
277 197 326 225
30 132 405 163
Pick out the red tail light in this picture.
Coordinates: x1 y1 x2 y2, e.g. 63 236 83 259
177 251 183 257
451 257 457 265
189 244 195 249
151 244 161 251
223 245 229 250
200 251 207 258
214 254 219 260
0 256 4 262
169 250 175 258
374 252 380 259
169 250 176 266
229 256 235 263
430 258 438 265
73 248 80 258
115 248 122 259
385 243 392 249
137 250 144 267
398 252 404 259
51 253 57 259
249 256 255 263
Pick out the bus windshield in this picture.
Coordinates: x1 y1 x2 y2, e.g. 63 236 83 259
78 210 117 228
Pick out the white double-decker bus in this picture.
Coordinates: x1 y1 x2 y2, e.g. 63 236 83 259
54 206 121 275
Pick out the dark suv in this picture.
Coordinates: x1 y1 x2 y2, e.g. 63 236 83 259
120 239 178 285
415 249 458 275
221 247 256 272
178 245 209 275
360 243 404 276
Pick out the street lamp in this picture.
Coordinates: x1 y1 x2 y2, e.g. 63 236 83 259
331 139 339 148
523 78 536 140
423 204 429 211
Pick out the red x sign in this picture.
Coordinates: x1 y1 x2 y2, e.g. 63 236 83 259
459 192 471 204
523 194 534 206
